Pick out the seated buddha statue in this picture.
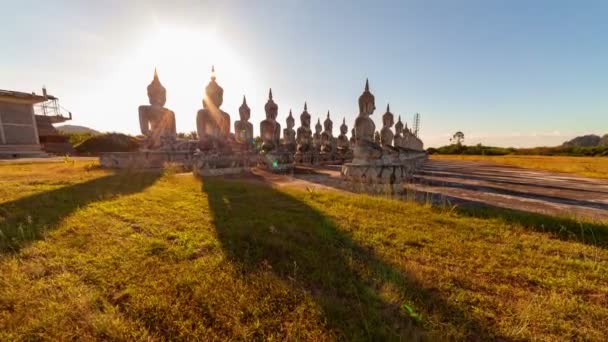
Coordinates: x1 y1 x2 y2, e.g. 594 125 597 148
353 79 382 161
196 66 231 151
349 128 356 149
234 95 254 150
393 115 405 148
296 102 313 154
320 111 335 155
336 117 351 156
260 89 281 153
283 109 296 152
313 118 322 151
138 69 177 149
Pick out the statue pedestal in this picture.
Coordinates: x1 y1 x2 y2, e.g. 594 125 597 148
99 150 195 170
193 151 257 177
341 150 428 186
258 150 294 172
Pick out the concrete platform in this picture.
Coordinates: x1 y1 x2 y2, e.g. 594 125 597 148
238 160 608 221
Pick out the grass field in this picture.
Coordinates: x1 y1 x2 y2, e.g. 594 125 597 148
1 161 607 340
431 154 608 179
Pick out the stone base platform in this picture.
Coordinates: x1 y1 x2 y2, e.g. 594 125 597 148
341 152 428 185
99 151 195 169
193 152 257 177
257 151 294 172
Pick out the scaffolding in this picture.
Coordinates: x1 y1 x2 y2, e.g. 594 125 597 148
412 112 420 137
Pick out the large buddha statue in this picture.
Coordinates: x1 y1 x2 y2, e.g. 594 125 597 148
260 89 281 152
320 111 335 155
353 79 382 161
394 115 405 148
337 118 351 157
283 109 296 152
380 104 395 147
138 69 176 149
296 102 313 154
313 118 322 151
196 66 231 151
234 95 253 149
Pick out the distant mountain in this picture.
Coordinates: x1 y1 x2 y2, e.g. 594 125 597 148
562 134 602 147
56 125 100 135
599 134 608 146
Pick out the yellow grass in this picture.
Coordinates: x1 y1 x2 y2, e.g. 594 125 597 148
1 160 607 340
432 154 608 179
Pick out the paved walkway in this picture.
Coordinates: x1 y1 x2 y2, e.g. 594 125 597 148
250 160 608 221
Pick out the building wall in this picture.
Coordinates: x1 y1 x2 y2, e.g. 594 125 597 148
0 102 39 145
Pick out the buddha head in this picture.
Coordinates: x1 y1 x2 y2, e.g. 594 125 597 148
323 111 333 133
358 78 376 116
300 102 311 128
147 68 167 107
239 95 250 122
382 104 394 128
286 109 295 129
315 118 322 134
340 118 348 135
395 115 404 135
203 66 224 109
264 88 278 120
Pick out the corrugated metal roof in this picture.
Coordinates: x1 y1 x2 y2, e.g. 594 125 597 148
0 89 57 102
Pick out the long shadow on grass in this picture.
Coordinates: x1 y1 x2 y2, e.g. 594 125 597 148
0 171 161 254
202 178 513 340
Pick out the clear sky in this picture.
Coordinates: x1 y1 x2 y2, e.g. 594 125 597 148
2 0 606 147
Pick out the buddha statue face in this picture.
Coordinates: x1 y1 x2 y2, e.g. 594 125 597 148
324 115 333 133
264 89 278 120
340 119 348 135
301 114 310 128
315 119 322 134
358 79 376 117
239 96 250 122
286 112 295 129
383 113 394 128
147 70 167 107
203 79 224 109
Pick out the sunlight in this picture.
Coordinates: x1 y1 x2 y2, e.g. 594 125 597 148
106 26 256 134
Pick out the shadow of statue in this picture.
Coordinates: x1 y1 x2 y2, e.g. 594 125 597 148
202 178 512 340
0 171 161 254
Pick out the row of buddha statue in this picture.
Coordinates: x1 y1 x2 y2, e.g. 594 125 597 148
138 67 423 168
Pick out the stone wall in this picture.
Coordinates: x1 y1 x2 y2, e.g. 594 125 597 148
0 102 38 145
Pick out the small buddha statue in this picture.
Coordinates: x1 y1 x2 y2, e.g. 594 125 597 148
138 69 177 149
313 118 322 151
320 111 335 155
402 122 424 151
380 104 395 147
260 88 281 153
296 102 313 153
337 117 350 154
394 115 405 148
353 79 382 161
349 128 356 148
283 109 296 152
234 95 254 150
196 66 231 151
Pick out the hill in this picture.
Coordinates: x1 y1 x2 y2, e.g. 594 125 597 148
56 124 100 135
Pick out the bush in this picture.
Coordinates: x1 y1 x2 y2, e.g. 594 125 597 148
75 133 140 154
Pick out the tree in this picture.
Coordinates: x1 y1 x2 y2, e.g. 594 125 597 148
450 131 465 146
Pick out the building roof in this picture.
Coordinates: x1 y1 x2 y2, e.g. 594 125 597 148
0 89 57 104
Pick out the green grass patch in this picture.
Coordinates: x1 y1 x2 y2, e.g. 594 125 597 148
0 161 607 340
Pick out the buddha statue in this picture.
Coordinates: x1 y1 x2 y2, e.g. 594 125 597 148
402 122 424 151
353 79 382 161
320 111 335 155
394 115 405 148
260 88 281 153
380 104 395 147
234 95 254 150
138 69 177 149
313 118 322 151
283 109 296 152
196 66 231 151
337 117 350 155
296 102 313 154
350 128 356 148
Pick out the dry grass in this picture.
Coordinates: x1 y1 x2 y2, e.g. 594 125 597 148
0 160 607 340
431 154 608 179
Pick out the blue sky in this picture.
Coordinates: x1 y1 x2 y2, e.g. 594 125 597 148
1 0 607 147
